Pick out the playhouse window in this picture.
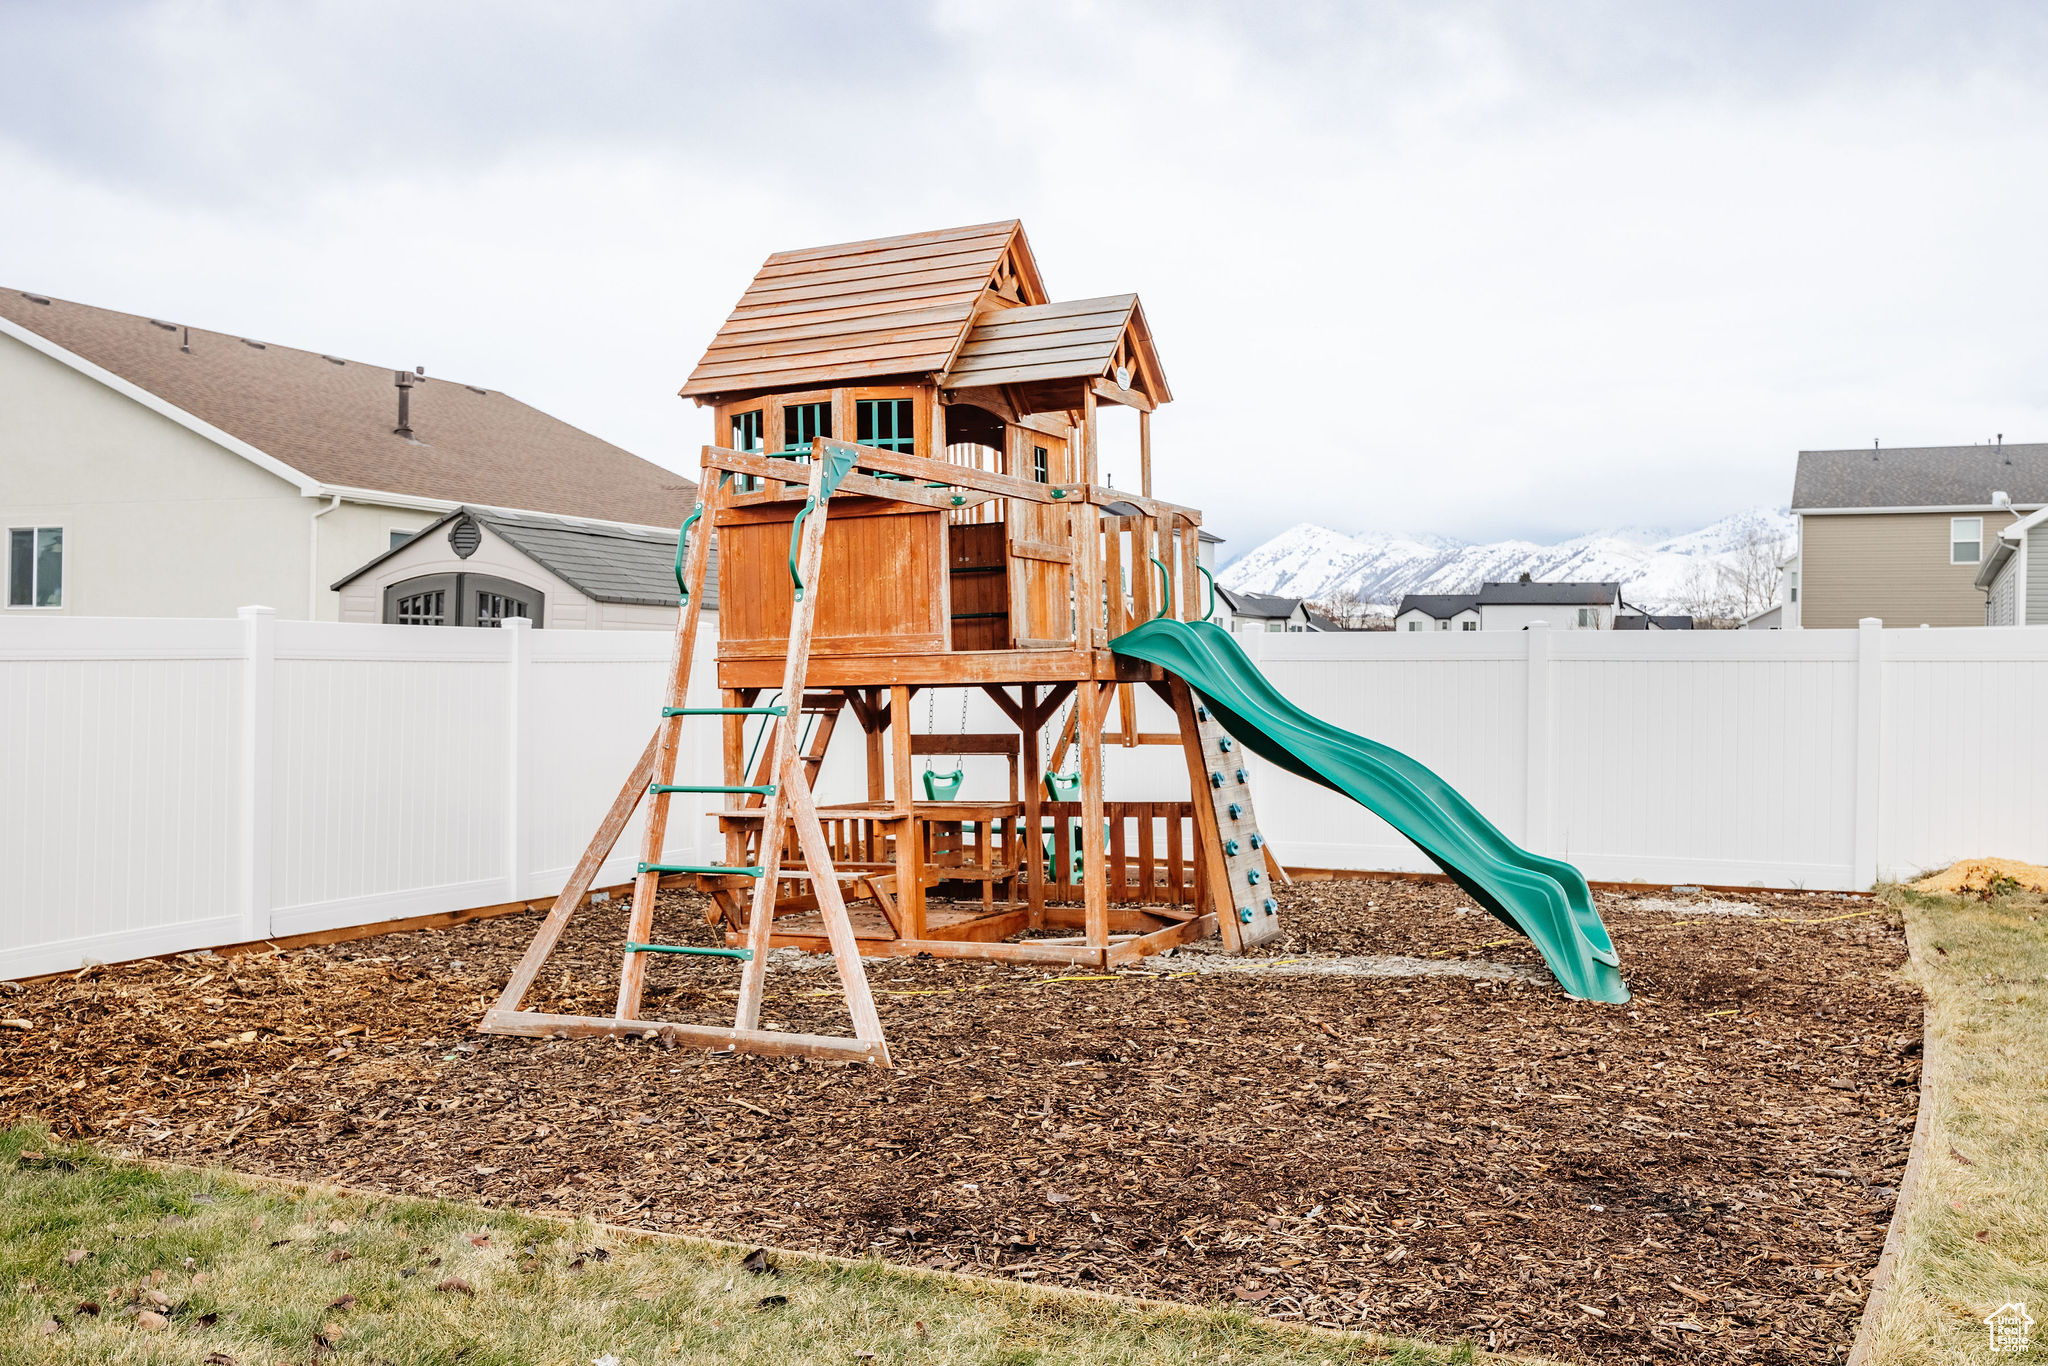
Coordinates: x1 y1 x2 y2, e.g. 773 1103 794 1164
1033 445 1050 483
855 398 915 453
781 401 831 457
730 409 765 490
6 527 62 608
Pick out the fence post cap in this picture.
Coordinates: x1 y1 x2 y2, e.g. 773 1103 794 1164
237 605 276 619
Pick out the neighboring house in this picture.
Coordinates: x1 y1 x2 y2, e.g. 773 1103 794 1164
1397 580 1687 631
1975 504 2048 625
332 506 719 629
1743 550 1800 630
1 287 694 621
1215 586 1321 632
1394 593 1480 631
1791 441 2048 628
1398 579 1651 631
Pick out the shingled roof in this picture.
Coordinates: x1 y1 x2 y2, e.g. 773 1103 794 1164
942 294 1169 407
334 506 715 609
679 221 1047 400
1792 442 2048 510
0 288 695 529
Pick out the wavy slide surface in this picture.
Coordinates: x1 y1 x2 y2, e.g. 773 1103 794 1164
1112 619 1628 1004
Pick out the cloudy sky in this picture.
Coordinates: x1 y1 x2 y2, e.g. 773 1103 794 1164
6 1 2047 551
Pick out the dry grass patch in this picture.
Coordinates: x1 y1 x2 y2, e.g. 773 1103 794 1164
1856 884 2048 1364
0 1125 1504 1366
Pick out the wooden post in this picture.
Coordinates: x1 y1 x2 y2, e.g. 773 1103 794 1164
1020 685 1044 928
890 682 925 939
1139 408 1151 499
1180 519 1201 622
1079 680 1109 952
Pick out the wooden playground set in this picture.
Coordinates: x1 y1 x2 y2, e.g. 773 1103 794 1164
481 221 1287 1065
479 219 1629 1066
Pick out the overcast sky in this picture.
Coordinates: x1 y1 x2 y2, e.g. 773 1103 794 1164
6 1 2047 550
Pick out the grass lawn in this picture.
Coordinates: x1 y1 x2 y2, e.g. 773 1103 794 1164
0 1126 1505 1366
1857 885 2048 1364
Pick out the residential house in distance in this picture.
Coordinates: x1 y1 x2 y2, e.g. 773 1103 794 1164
1791 440 2047 628
1 288 695 623
1975 503 2048 626
1742 551 1800 629
1215 586 1327 632
1396 578 1691 631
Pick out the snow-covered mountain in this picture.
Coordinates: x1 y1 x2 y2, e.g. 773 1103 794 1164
1218 507 1794 613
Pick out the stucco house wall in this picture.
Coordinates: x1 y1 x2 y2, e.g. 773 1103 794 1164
1 329 434 620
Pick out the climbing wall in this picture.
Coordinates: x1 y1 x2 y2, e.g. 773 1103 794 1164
1186 699 1284 951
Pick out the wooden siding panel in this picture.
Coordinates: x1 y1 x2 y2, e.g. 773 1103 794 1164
716 507 946 657
1800 512 1996 629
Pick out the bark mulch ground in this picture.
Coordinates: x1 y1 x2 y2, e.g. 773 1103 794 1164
2 879 1919 1364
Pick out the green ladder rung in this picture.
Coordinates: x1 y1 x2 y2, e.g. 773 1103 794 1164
623 942 753 960
651 783 776 796
639 863 765 877
662 706 787 717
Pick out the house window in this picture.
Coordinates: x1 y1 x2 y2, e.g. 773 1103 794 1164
1266 620 1284 632
781 401 831 458
1577 607 1597 628
855 398 915 453
1788 569 1799 604
395 589 446 625
389 529 415 551
1033 445 1050 484
1406 620 1423 631
1437 619 1449 630
6 527 62 608
1951 517 1981 564
1461 619 1477 631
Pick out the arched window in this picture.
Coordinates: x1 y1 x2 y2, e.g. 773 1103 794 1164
384 572 545 627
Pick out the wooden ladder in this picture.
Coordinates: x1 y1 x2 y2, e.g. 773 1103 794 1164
479 442 891 1065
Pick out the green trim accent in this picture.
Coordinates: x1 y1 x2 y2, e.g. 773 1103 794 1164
623 943 754 960
1051 488 1069 500
639 862 764 877
663 706 787 717
1198 565 1217 622
673 502 704 599
1150 557 1171 620
651 783 775 796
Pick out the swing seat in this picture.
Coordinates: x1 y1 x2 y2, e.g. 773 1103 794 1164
1043 771 1081 802
921 768 964 801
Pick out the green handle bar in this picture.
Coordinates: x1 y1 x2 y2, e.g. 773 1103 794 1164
674 501 704 600
1198 564 1217 621
1150 557 1172 621
789 498 818 601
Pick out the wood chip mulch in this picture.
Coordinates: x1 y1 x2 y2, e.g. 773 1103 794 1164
2 879 1919 1364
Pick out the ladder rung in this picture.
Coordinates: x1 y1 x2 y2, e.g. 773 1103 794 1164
623 942 753 960
663 706 788 717
652 783 775 796
639 863 764 877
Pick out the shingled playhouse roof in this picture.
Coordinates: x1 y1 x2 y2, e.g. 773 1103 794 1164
0 287 695 529
679 221 1047 400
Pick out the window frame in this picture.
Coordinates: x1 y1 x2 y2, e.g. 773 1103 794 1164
6 525 64 609
1577 606 1598 628
1951 516 1983 565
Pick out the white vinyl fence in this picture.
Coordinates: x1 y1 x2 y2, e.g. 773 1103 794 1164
5 611 2046 979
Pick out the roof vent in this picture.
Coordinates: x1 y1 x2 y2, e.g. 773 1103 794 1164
180 327 190 355
448 517 482 559
240 338 266 349
465 385 487 395
20 292 49 305
322 354 346 365
393 370 416 439
149 319 178 331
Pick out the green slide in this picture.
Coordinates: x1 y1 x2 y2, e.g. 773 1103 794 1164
1111 619 1628 1004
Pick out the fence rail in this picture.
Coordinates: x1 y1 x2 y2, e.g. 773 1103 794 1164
6 612 2047 979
